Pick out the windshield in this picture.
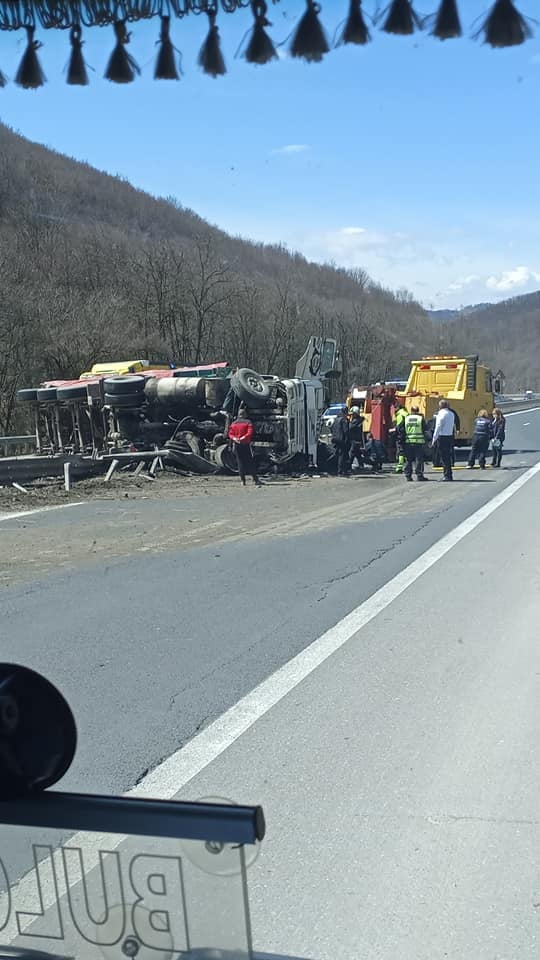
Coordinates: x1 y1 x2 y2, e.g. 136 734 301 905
0 797 255 959
1 3 539 959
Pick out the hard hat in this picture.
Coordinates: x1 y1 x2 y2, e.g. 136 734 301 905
351 406 360 414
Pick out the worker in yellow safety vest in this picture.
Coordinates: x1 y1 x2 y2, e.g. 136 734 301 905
399 405 428 482
392 403 408 473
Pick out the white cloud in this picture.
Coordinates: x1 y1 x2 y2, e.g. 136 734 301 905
271 144 310 156
486 265 540 291
225 214 540 309
298 226 437 269
447 274 480 292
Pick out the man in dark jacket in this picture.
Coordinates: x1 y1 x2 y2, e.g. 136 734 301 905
468 409 493 469
331 408 350 477
348 407 365 471
448 406 461 466
364 433 385 472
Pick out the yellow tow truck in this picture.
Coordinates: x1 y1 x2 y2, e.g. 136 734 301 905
397 354 495 449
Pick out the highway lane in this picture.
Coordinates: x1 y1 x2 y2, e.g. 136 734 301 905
0 408 538 800
182 461 540 960
0 407 538 954
0 408 538 959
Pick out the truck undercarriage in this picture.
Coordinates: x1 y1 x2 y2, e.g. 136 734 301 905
12 339 341 480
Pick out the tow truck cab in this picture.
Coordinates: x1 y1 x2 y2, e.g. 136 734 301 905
398 355 495 446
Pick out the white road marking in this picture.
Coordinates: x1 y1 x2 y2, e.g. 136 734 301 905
134 459 540 799
0 502 84 523
3 462 540 943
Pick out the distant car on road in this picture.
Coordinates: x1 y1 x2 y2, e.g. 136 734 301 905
322 403 347 424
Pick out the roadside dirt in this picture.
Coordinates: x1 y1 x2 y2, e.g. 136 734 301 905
0 464 495 588
0 469 242 512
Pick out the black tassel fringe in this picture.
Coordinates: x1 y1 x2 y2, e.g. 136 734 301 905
478 0 532 47
381 0 422 35
290 0 330 62
338 0 371 45
104 20 140 83
154 15 180 79
431 0 462 38
3 1 536 89
15 26 46 89
67 25 89 84
198 11 226 76
244 0 278 64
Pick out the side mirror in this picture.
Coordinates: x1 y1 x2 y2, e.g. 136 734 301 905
0 664 77 799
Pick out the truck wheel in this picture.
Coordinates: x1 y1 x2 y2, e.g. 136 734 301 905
215 443 239 474
104 376 146 396
56 385 88 401
17 388 39 402
230 369 271 403
104 392 145 408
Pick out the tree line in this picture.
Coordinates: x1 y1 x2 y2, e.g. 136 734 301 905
0 123 438 433
438 294 540 392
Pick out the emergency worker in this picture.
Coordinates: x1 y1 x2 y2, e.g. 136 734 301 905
468 409 493 470
392 402 407 474
400 405 428 481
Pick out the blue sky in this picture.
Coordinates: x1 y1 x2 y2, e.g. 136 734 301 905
0 0 539 308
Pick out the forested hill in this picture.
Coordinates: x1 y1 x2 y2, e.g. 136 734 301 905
440 292 540 391
0 122 437 431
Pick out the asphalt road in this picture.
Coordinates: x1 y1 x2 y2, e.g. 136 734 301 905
187 455 540 960
1 408 540 959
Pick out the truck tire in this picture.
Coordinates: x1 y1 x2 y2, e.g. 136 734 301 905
104 376 146 396
37 388 58 403
230 369 270 403
17 388 39 402
214 443 239 475
56 385 88 401
104 392 145 408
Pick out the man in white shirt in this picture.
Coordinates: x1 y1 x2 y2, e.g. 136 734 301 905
432 399 455 481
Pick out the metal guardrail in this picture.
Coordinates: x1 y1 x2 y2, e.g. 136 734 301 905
0 434 37 457
498 399 540 414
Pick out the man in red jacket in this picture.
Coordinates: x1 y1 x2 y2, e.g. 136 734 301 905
228 406 262 486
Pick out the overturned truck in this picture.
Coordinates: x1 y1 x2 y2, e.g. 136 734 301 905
16 339 341 476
